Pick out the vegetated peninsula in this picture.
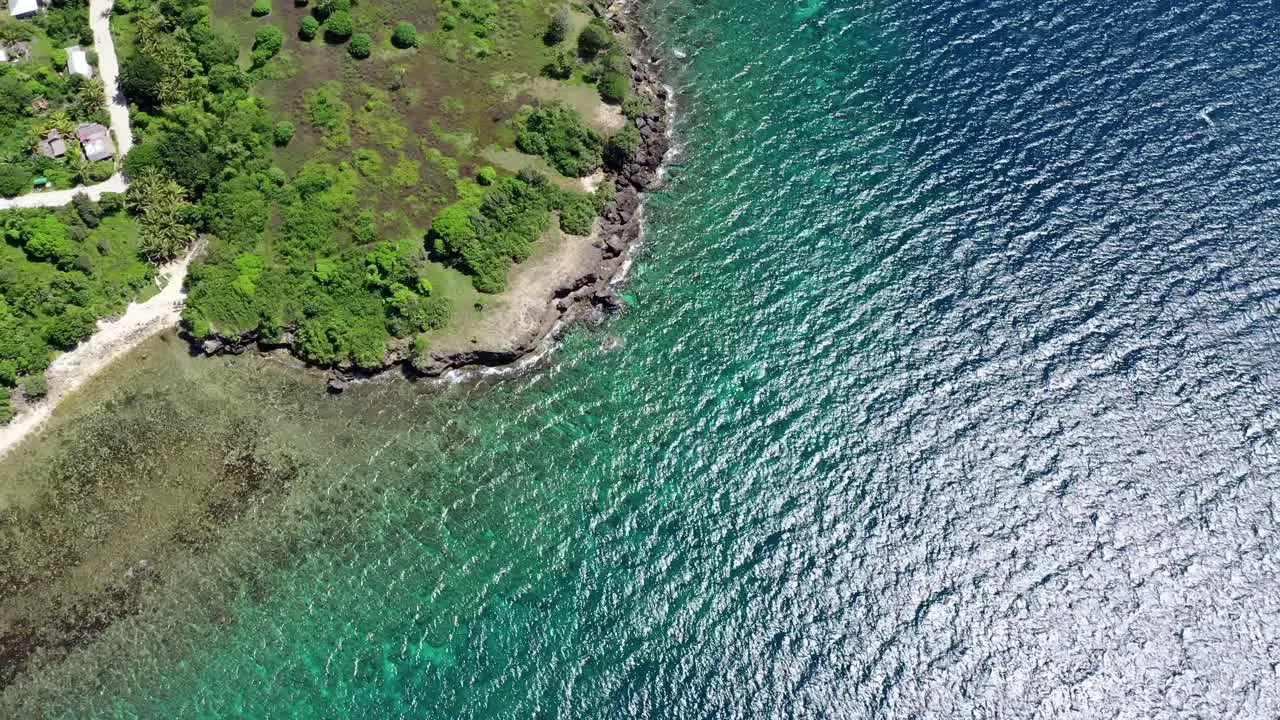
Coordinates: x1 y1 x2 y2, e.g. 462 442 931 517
0 0 668 422
135 0 667 379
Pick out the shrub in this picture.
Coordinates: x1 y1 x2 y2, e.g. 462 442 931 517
43 306 98 349
313 0 349 21
348 33 371 58
622 95 651 120
576 20 611 59
477 166 497 185
543 6 569 45
323 10 352 41
598 68 628 103
251 0 270 16
251 25 284 66
556 191 595 235
542 48 574 79
392 21 417 48
428 177 552 292
98 191 126 214
208 64 246 92
119 53 165 108
274 120 295 145
604 123 641 168
21 372 47 399
515 105 604 177
86 161 115 183
0 164 26 198
0 392 13 425
300 15 319 39
72 192 100 228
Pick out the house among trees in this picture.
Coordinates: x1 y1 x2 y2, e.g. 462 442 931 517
75 122 113 161
8 0 40 19
65 45 91 78
0 41 31 62
37 129 65 158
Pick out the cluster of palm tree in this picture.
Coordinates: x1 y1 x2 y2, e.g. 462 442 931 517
127 168 197 262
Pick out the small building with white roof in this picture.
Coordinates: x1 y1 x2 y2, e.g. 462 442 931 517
65 45 91 78
9 0 40 19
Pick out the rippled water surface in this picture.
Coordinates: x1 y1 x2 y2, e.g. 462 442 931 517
7 0 1280 715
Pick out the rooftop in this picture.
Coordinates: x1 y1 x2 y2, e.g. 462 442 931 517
9 0 39 18
65 45 91 78
75 123 114 162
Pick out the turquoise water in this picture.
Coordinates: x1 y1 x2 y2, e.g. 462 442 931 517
9 0 1280 715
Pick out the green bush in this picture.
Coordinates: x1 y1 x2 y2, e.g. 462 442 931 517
21 372 47 399
543 6 569 45
392 21 417 48
98 192 126 214
251 0 270 16
542 48 574 79
71 192 100 228
348 33 371 58
598 69 628 103
477 166 497 185
86 161 115 183
604 123 641 168
622 95 651 119
43 306 98 349
576 20 611 59
0 164 28 198
324 11 353 41
119 53 165 108
312 0 349 21
0 392 13 425
428 177 554 292
300 15 319 39
514 105 604 178
251 25 284 66
556 190 595 235
274 120 296 145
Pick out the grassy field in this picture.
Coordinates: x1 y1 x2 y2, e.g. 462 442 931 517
209 0 596 230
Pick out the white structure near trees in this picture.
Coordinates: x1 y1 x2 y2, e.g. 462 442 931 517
65 45 91 77
9 0 39 19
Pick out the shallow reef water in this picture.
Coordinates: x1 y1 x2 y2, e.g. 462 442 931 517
4 0 1280 716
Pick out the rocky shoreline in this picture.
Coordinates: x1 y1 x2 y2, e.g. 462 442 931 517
195 3 671 389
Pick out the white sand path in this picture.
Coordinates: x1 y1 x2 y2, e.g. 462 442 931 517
0 247 195 460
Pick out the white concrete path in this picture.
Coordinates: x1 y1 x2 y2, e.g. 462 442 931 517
0 0 132 210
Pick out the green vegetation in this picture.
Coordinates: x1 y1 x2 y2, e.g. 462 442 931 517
299 15 319 40
515 104 603 177
274 119 296 145
348 32 370 59
0 7 113 197
99 0 644 371
576 19 610 59
323 10 352 42
391 21 417 49
251 0 271 16
605 123 641 168
543 6 569 45
0 201 157 411
251 24 284 66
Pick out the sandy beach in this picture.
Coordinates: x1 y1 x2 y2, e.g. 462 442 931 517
0 247 195 460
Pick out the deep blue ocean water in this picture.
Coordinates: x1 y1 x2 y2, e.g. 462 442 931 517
7 0 1280 715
